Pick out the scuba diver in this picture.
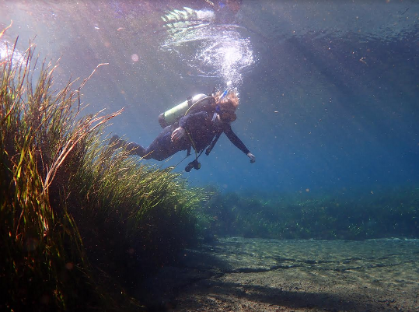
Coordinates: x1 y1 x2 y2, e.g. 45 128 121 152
110 89 256 172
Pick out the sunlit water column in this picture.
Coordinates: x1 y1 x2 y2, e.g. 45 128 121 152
160 6 254 90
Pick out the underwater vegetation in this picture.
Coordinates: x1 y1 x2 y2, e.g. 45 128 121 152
0 32 206 311
198 187 419 241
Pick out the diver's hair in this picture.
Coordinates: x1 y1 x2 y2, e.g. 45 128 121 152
215 90 239 110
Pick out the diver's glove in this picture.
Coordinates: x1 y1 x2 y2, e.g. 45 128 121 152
247 152 256 163
171 127 186 142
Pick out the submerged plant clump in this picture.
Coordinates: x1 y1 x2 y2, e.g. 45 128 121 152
0 34 205 311
198 187 419 240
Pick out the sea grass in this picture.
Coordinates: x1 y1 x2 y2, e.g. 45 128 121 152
1 32 206 311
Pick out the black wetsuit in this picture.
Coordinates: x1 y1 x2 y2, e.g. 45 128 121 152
130 111 250 161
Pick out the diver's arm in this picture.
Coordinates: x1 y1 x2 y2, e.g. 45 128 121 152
223 125 256 163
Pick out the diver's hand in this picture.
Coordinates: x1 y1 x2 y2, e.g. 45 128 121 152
171 127 186 142
247 152 256 163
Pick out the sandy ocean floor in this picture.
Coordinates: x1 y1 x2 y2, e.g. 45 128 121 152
139 237 419 312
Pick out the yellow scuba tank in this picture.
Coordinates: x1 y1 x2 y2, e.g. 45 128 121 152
158 93 212 128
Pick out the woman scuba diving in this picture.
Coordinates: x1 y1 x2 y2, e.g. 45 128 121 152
110 89 256 172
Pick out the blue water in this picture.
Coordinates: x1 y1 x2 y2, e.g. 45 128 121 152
0 0 418 194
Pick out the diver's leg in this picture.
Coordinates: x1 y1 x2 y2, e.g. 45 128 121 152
109 126 186 161
109 135 147 157
126 142 147 157
144 126 184 161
